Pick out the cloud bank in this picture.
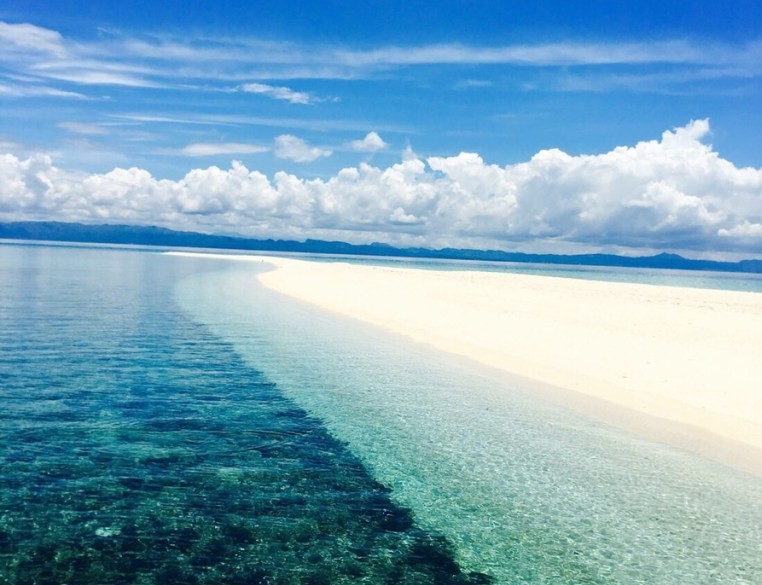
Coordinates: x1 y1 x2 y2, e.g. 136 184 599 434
2 120 761 255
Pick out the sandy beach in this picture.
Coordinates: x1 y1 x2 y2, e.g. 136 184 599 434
172 252 762 475
258 255 762 474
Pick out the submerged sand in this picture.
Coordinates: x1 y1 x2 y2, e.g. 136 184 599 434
172 252 762 475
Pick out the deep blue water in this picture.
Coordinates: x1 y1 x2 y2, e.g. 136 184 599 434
0 243 488 584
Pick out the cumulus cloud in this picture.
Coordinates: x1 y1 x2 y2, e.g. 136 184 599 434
718 221 762 239
2 120 762 255
240 83 314 104
274 135 332 163
348 131 388 153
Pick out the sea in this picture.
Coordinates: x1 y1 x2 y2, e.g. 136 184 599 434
1 241 762 585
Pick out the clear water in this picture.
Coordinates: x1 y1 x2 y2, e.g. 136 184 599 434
300 254 762 293
178 259 762 585
0 244 488 584
2 243 762 585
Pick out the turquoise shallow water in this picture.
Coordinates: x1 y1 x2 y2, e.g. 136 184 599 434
178 257 762 584
289 253 762 293
3 243 762 584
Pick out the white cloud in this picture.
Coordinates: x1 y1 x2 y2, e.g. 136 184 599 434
34 69 159 88
2 19 761 98
112 112 409 133
348 131 387 153
58 122 109 135
2 120 762 255
240 83 313 104
0 83 87 99
454 79 494 90
0 21 66 57
111 114 223 126
0 140 22 152
331 41 729 68
718 221 762 238
178 143 270 157
274 135 332 163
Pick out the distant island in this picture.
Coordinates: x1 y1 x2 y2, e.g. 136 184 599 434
2 220 761 274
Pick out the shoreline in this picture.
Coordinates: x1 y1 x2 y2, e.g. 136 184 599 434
168 252 762 477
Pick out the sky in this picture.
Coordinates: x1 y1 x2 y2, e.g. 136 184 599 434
1 0 762 258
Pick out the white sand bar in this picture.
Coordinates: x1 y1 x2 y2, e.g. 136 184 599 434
170 252 762 475
257 256 762 474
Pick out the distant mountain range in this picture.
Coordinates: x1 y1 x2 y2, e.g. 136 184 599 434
2 220 761 274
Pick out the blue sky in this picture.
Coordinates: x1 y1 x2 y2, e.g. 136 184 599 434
2 1 762 257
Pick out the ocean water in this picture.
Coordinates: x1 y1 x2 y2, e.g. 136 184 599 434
299 253 762 293
0 244 488 584
2 243 762 584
